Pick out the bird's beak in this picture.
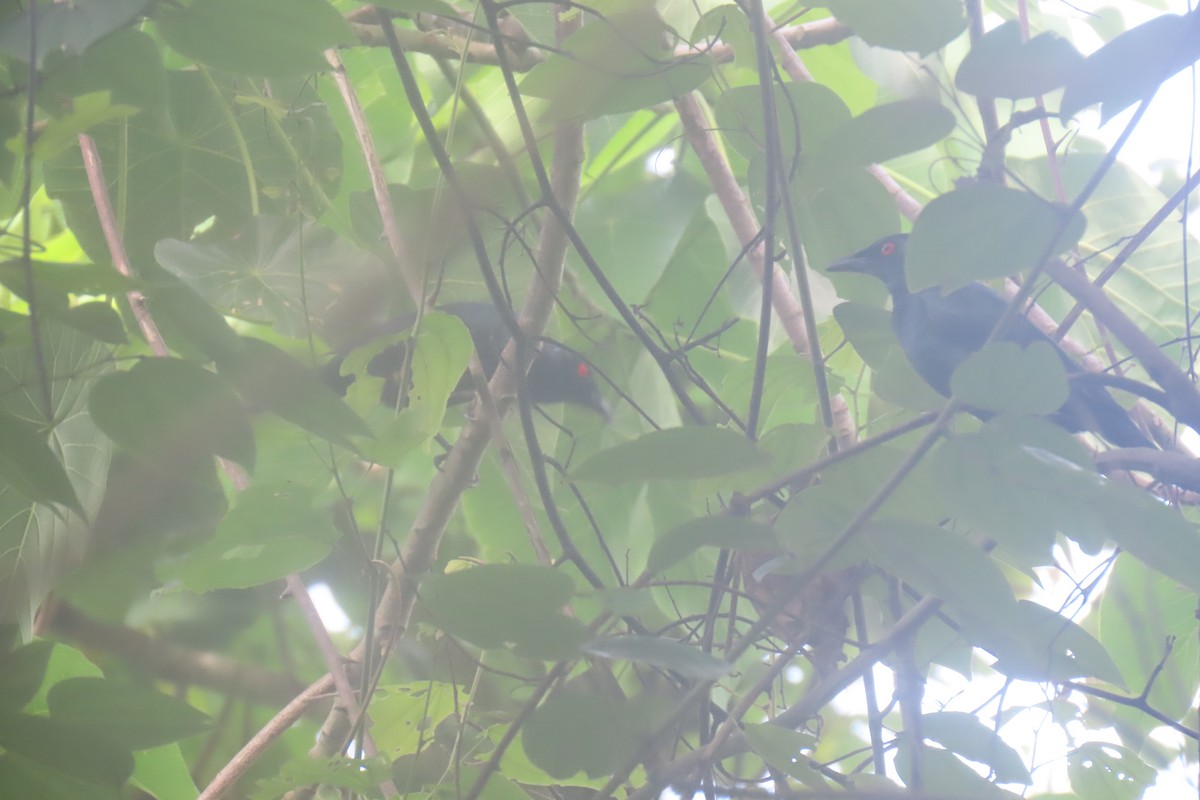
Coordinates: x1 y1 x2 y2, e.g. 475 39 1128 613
826 254 869 275
591 394 613 421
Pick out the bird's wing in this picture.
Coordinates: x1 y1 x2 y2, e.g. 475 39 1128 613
938 284 1091 375
891 285 1007 396
941 287 1152 447
1052 372 1153 447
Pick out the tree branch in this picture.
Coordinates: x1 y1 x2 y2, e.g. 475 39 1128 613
47 604 308 706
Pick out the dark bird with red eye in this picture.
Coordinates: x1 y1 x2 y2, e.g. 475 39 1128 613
325 301 610 418
828 234 1152 448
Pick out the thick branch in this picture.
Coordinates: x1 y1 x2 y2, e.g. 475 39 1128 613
1095 448 1200 492
48 605 306 707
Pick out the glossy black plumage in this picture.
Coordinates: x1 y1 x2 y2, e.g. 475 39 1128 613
325 302 609 417
828 234 1151 448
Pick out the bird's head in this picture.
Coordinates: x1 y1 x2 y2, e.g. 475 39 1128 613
528 343 611 419
827 234 910 296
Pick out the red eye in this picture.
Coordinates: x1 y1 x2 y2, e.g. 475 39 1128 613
881 241 896 256
577 362 590 379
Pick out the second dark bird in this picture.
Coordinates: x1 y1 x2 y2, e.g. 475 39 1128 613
326 302 609 418
828 234 1152 448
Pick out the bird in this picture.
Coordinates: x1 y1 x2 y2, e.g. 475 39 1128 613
325 302 610 418
827 234 1152 448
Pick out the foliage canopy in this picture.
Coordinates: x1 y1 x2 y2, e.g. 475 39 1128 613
0 1 1198 799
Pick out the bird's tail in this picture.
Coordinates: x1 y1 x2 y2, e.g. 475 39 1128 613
1068 373 1155 449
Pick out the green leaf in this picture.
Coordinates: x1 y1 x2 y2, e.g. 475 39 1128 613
581 636 731 680
956 21 1084 99
0 261 134 303
895 742 1011 797
912 616 974 679
88 448 227 561
47 677 210 750
921 711 1031 784
569 172 710 302
346 179 512 292
1012 153 1193 348
522 690 664 780
38 28 166 112
370 683 457 756
950 341 1069 415
0 0 149 67
0 754 122 800
31 645 105 715
216 337 371 451
0 322 112 635
0 710 134 787
45 71 257 269
519 9 711 122
821 0 966 55
89 357 256 470
155 0 354 77
646 516 777 574
1100 554 1199 721
353 313 474 465
692 6 756 72
938 415 1200 588
832 302 895 367
862 520 1020 638
7 91 139 160
0 407 84 514
791 167 902 271
932 418 1103 567
142 276 244 363
777 443 947 569
571 427 767 483
419 564 588 660
720 353 820 432
0 296 128 347
159 483 336 592
1067 743 1154 800
238 79 343 215
252 755 391 799
1099 482 1200 593
156 216 383 338
743 724 826 787
55 302 127 345
1061 12 1200 122
479 729 567 789
906 184 1087 290
130 745 200 800
644 209 737 339
0 640 54 711
990 601 1124 685
713 82 850 162
817 99 955 167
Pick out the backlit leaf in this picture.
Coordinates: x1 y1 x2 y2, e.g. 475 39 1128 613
956 21 1084 98
907 184 1087 290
